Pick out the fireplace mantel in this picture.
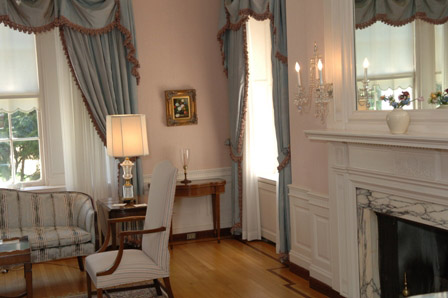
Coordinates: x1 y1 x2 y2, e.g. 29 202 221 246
305 129 448 150
304 129 448 297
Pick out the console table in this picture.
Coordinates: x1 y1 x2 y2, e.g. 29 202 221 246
97 178 226 248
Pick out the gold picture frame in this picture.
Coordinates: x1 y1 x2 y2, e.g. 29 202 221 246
165 89 198 126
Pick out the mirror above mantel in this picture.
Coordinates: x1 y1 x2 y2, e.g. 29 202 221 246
354 0 448 111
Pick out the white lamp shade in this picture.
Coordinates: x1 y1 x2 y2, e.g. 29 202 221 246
106 114 149 158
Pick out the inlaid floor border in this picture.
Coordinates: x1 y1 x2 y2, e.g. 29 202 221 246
242 240 318 298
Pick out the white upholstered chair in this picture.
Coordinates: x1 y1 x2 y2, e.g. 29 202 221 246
85 160 178 298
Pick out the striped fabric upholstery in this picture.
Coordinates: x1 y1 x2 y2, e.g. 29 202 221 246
86 160 177 289
0 189 95 263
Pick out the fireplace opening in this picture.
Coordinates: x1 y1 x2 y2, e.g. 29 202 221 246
377 213 448 297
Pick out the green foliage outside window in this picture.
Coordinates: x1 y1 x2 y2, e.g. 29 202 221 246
0 110 41 184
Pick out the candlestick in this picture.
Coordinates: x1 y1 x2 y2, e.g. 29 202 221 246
363 57 369 82
318 59 323 86
295 62 301 87
180 148 191 184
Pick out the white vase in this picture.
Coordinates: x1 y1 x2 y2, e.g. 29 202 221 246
386 109 410 134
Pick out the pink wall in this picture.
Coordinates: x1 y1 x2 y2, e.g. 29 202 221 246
287 0 329 194
133 0 231 174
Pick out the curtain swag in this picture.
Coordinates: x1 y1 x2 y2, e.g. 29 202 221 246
217 1 287 78
356 0 448 29
0 0 141 144
0 0 140 86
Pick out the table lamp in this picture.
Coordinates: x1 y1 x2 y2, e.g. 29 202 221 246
106 114 149 203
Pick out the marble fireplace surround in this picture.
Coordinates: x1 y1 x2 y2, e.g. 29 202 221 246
305 130 448 298
356 188 448 297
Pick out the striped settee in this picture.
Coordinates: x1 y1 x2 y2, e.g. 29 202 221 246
0 188 96 265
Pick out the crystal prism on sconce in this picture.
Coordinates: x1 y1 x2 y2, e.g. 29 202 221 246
293 85 308 112
309 43 333 123
292 43 333 123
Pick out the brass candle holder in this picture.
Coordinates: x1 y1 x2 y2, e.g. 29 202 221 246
182 165 191 184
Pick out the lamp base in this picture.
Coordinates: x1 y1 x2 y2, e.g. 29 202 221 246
181 178 191 184
121 197 135 205
122 184 134 202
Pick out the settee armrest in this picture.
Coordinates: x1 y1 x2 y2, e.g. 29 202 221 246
84 208 96 246
73 194 96 246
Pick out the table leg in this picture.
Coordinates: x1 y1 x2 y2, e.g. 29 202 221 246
24 262 32 298
212 195 217 237
214 193 221 243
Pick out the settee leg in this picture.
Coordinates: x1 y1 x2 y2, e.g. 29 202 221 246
77 256 85 271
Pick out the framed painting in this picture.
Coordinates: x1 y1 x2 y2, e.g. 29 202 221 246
165 89 198 126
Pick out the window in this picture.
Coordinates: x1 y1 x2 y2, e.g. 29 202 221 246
247 18 278 181
0 24 43 187
355 21 446 110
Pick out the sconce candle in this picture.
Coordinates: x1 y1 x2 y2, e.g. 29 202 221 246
295 62 302 87
363 58 369 81
317 59 323 86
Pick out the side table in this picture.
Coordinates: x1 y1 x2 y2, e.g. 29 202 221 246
97 196 147 249
173 179 226 243
97 178 226 248
0 236 32 298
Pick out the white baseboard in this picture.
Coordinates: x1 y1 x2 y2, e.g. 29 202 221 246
261 228 276 243
310 264 333 287
289 250 311 270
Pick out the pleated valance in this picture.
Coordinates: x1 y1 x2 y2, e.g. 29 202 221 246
355 0 448 29
0 0 139 82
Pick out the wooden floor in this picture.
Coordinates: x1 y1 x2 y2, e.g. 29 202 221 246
0 239 327 298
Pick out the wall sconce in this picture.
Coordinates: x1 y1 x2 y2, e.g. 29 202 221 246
357 57 371 110
293 42 333 123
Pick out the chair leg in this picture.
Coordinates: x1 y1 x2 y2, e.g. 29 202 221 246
77 256 85 271
154 279 162 296
97 288 103 298
163 277 174 298
86 272 92 298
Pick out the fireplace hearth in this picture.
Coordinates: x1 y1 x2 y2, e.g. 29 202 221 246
377 213 448 297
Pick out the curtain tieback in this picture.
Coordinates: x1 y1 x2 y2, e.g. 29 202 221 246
226 140 243 162
277 145 291 172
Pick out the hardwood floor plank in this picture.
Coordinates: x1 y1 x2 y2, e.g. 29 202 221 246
0 239 328 298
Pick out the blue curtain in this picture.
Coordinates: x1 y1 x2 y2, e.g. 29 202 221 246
271 0 292 254
218 0 292 253
0 0 145 195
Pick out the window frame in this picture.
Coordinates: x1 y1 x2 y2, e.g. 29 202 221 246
0 27 66 189
0 31 46 187
323 0 448 135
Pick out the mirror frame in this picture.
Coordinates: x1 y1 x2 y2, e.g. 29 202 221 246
323 0 448 136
